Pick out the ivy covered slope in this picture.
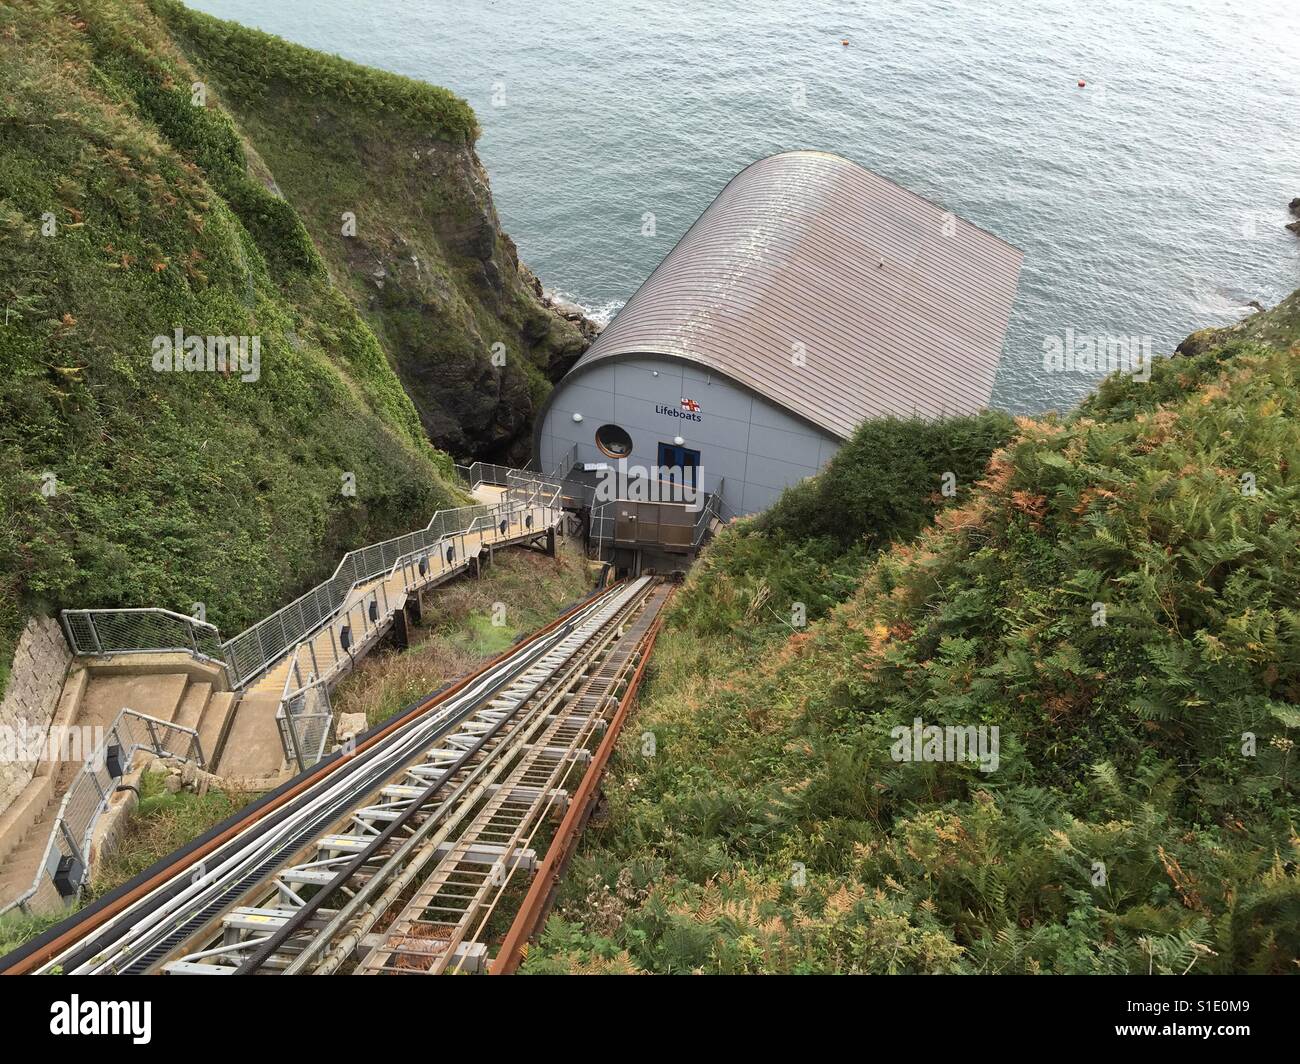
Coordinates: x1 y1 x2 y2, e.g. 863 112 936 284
154 0 591 463
0 0 466 681
532 330 1300 975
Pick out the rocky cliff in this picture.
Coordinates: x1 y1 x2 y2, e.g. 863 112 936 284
156 0 596 464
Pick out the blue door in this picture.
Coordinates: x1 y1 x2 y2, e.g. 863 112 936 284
657 442 701 493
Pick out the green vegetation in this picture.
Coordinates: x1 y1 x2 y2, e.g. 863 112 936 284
333 543 595 728
0 909 64 959
87 768 252 900
530 329 1300 974
755 412 1015 551
154 0 589 462
148 1 477 142
674 412 1013 643
0 0 483 676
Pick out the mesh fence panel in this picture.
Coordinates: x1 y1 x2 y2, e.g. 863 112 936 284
60 488 553 693
2 710 203 914
62 609 223 660
278 682 333 772
467 462 513 487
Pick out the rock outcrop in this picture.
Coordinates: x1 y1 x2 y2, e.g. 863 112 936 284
162 4 598 465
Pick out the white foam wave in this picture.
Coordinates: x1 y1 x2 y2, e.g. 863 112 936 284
550 290 625 328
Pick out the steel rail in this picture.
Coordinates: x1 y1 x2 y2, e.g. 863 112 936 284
353 586 659 974
491 584 674 974
442 600 662 973
287 584 655 974
231 583 650 974
243 577 655 972
3 582 622 976
163 577 657 975
60 581 645 975
68 625 575 974
104 585 631 975
435 585 673 972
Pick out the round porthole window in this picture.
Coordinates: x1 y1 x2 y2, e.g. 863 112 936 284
595 423 633 458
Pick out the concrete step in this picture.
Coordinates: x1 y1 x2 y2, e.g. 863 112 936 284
252 659 294 695
77 672 190 729
0 773 54 869
173 681 213 733
211 692 286 778
198 691 239 771
0 667 87 895
0 799 64 911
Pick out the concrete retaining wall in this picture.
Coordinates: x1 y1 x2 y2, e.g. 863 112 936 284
0 617 72 817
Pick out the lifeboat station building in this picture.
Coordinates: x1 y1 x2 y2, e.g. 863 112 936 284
533 150 1023 563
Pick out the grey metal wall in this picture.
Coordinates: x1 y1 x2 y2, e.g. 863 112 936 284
538 355 841 516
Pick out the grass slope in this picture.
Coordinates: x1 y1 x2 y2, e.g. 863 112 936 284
0 0 469 678
154 0 590 462
332 543 595 729
531 331 1300 975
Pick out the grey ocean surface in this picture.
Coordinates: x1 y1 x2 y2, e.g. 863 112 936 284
192 0 1300 414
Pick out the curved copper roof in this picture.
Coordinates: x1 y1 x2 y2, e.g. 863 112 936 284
562 150 1023 440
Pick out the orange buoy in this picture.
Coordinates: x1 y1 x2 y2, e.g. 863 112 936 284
841 38 849 46
1078 78 1086 87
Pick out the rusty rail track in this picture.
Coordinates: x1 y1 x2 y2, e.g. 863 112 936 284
491 584 671 973
2 575 671 976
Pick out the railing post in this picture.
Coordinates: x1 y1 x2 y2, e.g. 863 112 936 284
88 614 103 655
282 701 306 774
144 717 162 756
88 766 108 805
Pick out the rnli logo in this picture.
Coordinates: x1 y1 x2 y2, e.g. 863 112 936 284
655 398 702 423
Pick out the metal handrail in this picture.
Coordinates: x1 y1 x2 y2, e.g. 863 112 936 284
462 462 515 489
691 493 724 548
61 608 225 665
279 499 548 704
58 463 554 686
274 495 561 771
221 502 500 686
1 709 203 915
554 443 578 477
